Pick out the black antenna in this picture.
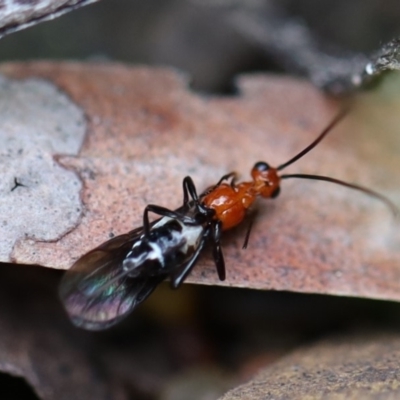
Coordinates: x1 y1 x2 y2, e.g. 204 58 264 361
277 109 349 171
281 173 399 216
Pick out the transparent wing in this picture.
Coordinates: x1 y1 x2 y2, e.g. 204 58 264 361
59 226 165 330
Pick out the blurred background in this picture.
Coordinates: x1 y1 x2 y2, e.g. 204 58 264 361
1 1 400 399
2 0 400 93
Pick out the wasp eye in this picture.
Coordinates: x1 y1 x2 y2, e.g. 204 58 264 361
254 161 270 172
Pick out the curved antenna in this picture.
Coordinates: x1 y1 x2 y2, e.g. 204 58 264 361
281 173 399 216
277 109 349 171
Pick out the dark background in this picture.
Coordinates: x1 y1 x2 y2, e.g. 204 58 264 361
2 0 400 92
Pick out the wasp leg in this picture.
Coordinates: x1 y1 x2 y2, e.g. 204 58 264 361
216 171 237 186
229 176 238 189
242 209 258 249
211 220 225 280
142 205 187 236
170 230 209 289
182 176 216 220
201 172 238 197
182 176 200 206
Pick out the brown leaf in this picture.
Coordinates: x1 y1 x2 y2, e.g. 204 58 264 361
0 61 399 301
160 368 233 400
219 330 400 400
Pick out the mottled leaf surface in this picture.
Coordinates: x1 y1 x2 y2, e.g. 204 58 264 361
0 62 399 301
0 75 84 261
219 331 400 400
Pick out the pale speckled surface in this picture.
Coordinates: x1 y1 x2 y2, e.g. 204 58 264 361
219 331 400 400
0 75 85 262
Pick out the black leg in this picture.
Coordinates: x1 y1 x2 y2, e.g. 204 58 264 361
211 220 225 280
170 231 209 289
182 176 190 206
182 176 200 205
183 176 216 220
142 204 187 236
242 210 258 249
200 172 238 197
216 171 237 187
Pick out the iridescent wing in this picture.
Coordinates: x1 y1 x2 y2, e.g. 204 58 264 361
59 227 165 330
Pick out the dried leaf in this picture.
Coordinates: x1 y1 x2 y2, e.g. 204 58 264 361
219 330 400 400
0 62 399 301
0 74 84 261
160 368 232 400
